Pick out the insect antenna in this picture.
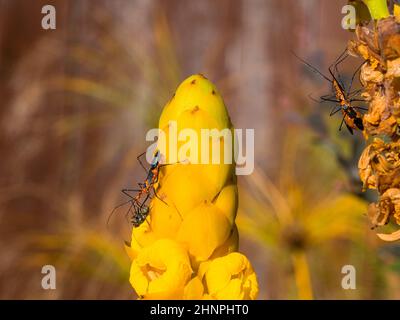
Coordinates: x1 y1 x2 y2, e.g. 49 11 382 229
291 51 332 83
107 198 134 226
329 49 349 90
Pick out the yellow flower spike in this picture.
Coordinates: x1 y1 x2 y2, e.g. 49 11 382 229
129 239 192 299
177 202 232 262
202 252 259 300
128 74 258 300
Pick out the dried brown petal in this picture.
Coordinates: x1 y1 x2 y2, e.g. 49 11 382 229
368 188 400 230
367 202 390 228
374 189 400 242
377 17 400 60
358 143 376 190
386 57 400 78
360 64 384 85
358 139 400 193
377 230 400 241
363 94 386 126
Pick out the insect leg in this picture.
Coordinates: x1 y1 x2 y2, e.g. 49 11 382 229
348 88 363 98
308 94 321 103
308 93 339 104
137 151 148 173
349 99 366 103
152 186 168 206
107 199 133 226
122 189 142 201
347 61 366 96
328 48 348 76
139 194 150 210
320 93 339 100
339 115 346 131
329 48 348 70
321 97 341 103
353 106 368 111
330 106 342 116
335 65 346 92
345 123 354 134
125 201 135 224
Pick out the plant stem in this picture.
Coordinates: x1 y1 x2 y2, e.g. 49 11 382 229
291 251 313 300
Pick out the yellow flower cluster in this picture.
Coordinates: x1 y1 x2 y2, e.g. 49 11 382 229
126 74 258 299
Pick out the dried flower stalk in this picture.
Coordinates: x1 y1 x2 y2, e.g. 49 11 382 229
351 11 400 240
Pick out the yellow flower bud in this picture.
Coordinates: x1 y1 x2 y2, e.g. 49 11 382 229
129 239 192 299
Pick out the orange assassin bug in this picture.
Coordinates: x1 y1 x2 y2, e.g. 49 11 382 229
293 48 367 134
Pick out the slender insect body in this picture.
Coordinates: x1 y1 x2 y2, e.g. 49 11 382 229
332 78 364 133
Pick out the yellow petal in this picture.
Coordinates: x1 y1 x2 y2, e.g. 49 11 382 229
204 252 259 300
129 239 192 298
209 224 239 259
214 184 238 225
124 242 136 261
177 202 232 262
183 277 204 300
158 165 218 216
148 196 182 238
130 216 157 252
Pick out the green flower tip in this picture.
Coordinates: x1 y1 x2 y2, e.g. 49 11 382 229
362 0 390 20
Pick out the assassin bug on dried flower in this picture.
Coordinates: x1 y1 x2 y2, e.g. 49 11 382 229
293 48 368 134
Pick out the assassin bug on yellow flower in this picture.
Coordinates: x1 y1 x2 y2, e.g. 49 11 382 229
122 150 167 207
107 193 150 228
293 48 368 134
108 150 168 228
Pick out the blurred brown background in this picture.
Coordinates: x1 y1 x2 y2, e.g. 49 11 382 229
1 0 399 299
